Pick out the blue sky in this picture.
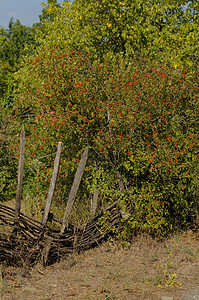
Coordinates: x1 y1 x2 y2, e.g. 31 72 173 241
0 0 47 28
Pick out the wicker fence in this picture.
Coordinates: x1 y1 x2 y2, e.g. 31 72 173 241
0 126 124 266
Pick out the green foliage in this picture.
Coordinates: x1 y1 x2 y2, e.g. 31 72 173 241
71 0 199 66
0 117 20 201
11 46 198 237
0 19 36 69
0 0 198 240
0 19 37 201
39 0 62 23
0 18 37 110
26 0 198 67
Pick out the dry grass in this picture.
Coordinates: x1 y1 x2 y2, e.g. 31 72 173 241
1 230 199 300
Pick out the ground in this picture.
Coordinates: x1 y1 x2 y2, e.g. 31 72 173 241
1 230 199 300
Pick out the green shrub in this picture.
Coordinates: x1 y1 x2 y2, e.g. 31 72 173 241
10 49 198 238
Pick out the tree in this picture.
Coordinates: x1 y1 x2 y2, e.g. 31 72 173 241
0 19 36 201
0 18 36 105
39 0 62 23
71 0 199 66
28 0 199 67
0 18 35 69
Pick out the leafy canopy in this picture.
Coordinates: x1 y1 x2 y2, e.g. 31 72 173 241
35 0 199 67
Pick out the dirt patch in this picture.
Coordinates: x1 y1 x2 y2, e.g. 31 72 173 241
1 230 199 300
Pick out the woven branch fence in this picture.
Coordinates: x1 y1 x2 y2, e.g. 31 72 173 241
0 201 123 267
0 126 127 266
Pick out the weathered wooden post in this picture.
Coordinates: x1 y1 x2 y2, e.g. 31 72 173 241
15 124 25 219
42 236 53 267
42 141 62 225
60 146 89 234
90 190 99 219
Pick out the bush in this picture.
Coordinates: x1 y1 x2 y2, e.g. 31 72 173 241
11 49 198 238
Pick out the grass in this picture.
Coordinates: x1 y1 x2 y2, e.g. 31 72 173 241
1 230 199 299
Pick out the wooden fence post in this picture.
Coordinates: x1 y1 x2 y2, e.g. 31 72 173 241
60 146 89 234
42 236 53 267
15 124 25 220
42 142 62 225
90 190 99 219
